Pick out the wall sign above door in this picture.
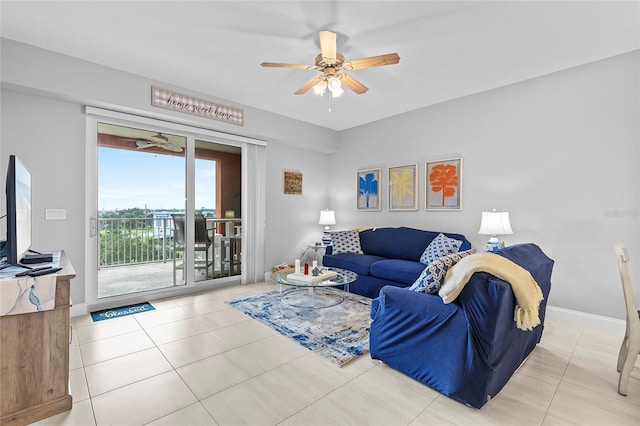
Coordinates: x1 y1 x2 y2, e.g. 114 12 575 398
151 86 244 126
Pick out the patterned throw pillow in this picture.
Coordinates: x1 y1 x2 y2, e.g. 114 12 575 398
330 230 364 255
419 233 463 265
410 249 476 294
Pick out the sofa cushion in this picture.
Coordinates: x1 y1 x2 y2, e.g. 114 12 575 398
369 259 427 285
330 230 364 254
359 227 470 262
419 233 463 265
322 253 385 276
409 249 476 294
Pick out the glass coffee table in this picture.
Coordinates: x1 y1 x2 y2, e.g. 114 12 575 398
271 267 357 309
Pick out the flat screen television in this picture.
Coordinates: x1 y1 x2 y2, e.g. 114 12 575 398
5 155 32 265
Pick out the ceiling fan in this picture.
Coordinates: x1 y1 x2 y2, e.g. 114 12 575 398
117 133 183 153
261 30 400 97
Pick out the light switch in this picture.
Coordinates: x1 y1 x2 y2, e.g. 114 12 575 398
45 209 67 220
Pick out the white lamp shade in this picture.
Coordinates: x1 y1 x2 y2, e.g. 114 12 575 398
478 211 513 235
318 210 336 226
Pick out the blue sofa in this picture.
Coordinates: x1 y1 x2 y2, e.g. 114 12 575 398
323 227 471 298
369 243 554 408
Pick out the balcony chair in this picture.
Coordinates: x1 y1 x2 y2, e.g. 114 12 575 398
172 214 215 284
614 242 640 396
219 221 241 276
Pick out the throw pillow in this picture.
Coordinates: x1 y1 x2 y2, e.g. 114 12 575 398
330 230 364 255
409 249 476 294
419 233 463 265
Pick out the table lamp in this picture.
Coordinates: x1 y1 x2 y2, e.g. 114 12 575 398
318 209 336 244
478 209 513 251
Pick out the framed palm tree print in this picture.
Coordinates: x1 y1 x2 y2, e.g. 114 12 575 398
426 158 462 210
357 168 381 211
388 163 418 211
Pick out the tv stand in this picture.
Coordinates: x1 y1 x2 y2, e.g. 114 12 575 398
0 251 75 425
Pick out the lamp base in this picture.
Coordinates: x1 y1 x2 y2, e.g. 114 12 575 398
322 226 332 245
485 235 505 252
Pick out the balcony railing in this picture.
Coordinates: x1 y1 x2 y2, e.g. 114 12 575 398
99 217 174 268
98 216 242 269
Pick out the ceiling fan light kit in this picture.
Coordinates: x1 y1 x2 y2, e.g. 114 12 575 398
312 75 344 98
261 30 400 100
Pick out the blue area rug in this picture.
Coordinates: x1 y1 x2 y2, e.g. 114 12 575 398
227 290 371 367
91 302 155 322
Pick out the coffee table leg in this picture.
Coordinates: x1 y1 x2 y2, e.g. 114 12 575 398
280 287 344 309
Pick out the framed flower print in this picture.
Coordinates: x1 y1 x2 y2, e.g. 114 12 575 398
388 163 418 211
426 158 462 210
357 168 381 211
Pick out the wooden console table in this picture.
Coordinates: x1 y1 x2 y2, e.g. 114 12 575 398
0 251 75 426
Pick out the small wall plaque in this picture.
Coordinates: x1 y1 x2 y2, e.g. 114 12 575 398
284 171 302 195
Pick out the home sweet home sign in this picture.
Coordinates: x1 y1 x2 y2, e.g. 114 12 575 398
151 86 244 126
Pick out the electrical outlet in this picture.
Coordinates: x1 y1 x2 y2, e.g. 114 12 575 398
45 209 67 220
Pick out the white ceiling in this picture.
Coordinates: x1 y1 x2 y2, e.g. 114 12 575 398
1 1 638 131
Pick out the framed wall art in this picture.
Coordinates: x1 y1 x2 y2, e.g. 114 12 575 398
426 158 462 210
388 163 418 211
357 168 381 211
283 171 302 195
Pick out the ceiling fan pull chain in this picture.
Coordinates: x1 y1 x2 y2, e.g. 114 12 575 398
328 92 333 114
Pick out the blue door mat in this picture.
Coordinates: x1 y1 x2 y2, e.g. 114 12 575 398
90 302 155 322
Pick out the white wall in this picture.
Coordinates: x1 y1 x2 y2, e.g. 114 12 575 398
330 50 640 320
0 91 86 292
264 141 331 269
1 39 337 306
2 37 638 320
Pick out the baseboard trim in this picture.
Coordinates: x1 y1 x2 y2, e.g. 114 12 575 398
71 303 87 317
72 290 626 335
546 305 625 333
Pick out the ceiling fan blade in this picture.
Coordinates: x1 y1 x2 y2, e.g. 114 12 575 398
295 76 322 95
318 30 337 60
340 74 368 95
261 62 312 70
135 140 183 153
345 53 400 70
136 141 155 149
164 145 184 153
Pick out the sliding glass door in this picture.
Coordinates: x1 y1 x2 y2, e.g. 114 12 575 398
194 141 242 280
86 106 266 311
95 124 243 300
96 123 187 298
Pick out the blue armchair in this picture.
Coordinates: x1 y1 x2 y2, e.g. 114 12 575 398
369 243 554 408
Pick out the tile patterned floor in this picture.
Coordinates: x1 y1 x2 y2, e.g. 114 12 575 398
33 282 640 426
